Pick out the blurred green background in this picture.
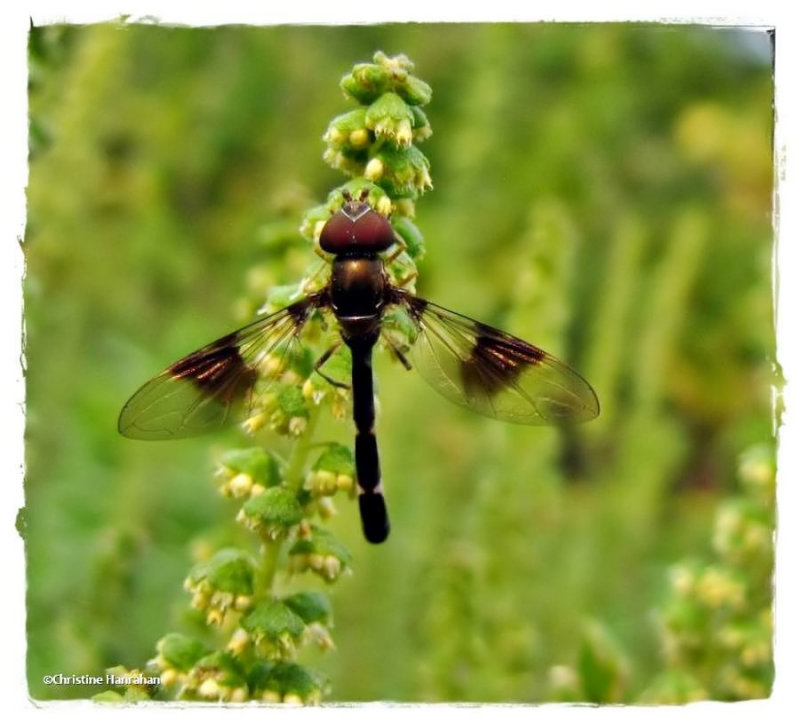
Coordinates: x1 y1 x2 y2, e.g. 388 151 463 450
25 22 776 703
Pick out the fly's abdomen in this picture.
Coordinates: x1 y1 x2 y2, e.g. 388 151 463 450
349 335 390 543
359 492 389 544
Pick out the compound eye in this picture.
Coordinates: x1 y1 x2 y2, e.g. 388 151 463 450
351 207 395 251
319 203 395 254
319 211 354 253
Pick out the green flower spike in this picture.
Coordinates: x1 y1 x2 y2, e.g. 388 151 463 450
99 51 434 705
325 51 433 200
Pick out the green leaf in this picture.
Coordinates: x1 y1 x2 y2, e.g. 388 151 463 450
371 144 431 198
283 591 333 626
270 662 327 700
289 525 353 569
312 443 355 476
193 650 247 688
241 487 304 531
188 548 256 596
396 74 433 106
392 215 426 259
220 448 282 487
156 633 211 672
249 660 327 701
277 385 310 419
325 108 369 150
247 660 275 691
340 63 392 104
242 599 307 643
365 93 414 136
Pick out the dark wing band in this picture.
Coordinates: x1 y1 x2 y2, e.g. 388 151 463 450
118 295 323 439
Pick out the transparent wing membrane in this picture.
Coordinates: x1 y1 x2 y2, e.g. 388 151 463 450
118 296 324 439
396 293 599 425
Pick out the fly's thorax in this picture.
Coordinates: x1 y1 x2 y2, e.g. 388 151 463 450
329 256 388 322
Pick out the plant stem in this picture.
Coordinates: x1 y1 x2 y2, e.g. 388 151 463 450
255 535 283 600
284 404 322 493
255 404 323 599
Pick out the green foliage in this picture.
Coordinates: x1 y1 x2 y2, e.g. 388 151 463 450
155 633 210 672
640 444 775 702
25 22 775 704
576 620 631 703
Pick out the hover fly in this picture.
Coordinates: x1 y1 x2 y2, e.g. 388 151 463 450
119 194 599 543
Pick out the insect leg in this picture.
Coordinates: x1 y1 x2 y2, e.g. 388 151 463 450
381 333 413 371
313 341 350 389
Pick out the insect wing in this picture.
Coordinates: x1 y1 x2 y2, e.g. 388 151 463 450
118 296 322 439
399 294 599 425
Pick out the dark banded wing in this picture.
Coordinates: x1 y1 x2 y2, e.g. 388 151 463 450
395 292 599 425
118 294 325 440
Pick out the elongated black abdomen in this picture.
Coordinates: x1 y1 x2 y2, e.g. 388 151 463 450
359 493 389 544
348 336 389 543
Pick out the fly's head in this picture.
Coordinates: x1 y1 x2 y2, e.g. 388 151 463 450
318 189 396 256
